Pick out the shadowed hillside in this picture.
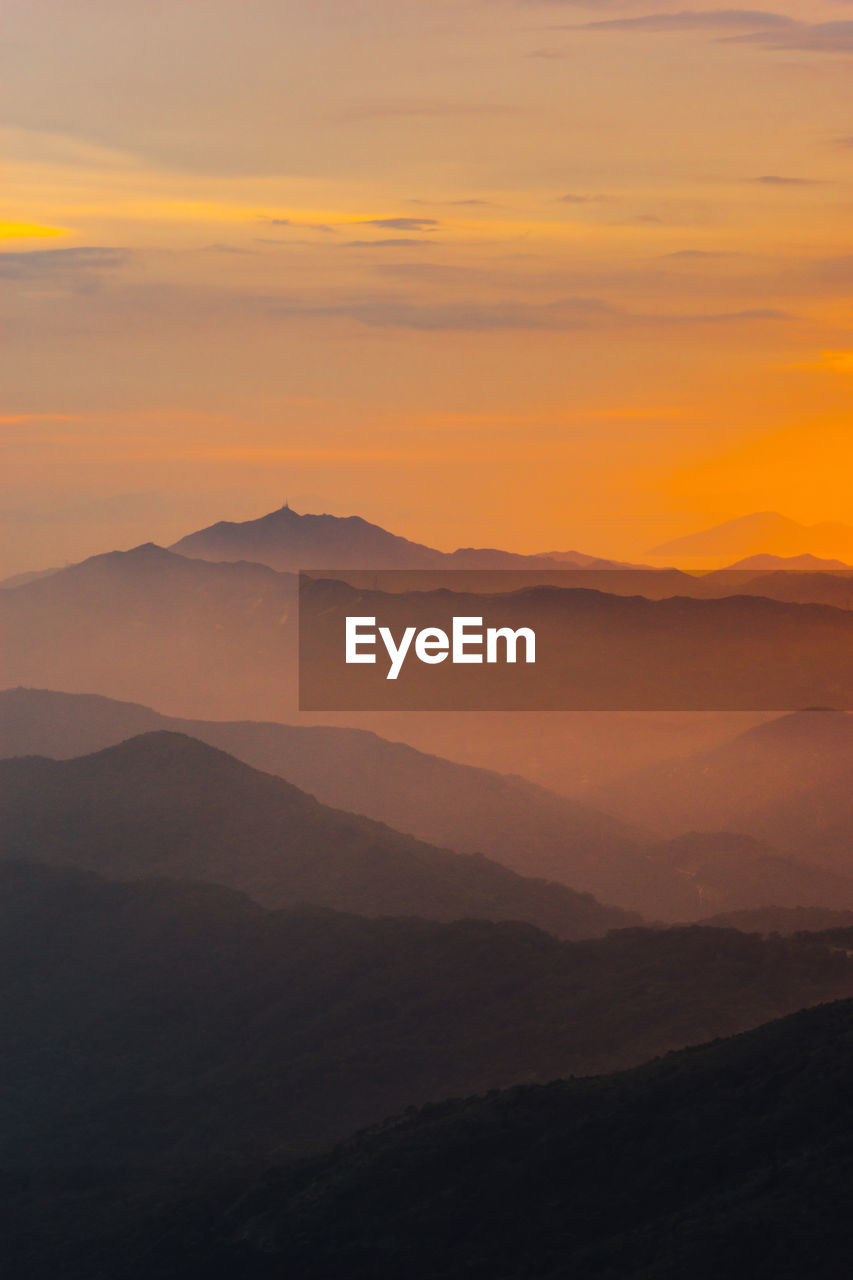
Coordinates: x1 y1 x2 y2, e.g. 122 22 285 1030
0 688 650 900
595 708 853 835
1 862 851 1173
0 731 639 936
130 997 853 1280
5 893 853 1279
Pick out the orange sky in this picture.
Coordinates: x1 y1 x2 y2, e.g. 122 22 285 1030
2 0 853 575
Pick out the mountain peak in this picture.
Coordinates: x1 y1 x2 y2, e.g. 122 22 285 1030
650 512 853 564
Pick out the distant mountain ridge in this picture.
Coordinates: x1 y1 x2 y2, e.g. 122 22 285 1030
595 708 853 875
0 729 639 937
170 503 638 572
6 689 853 921
0 687 646 903
651 511 853 562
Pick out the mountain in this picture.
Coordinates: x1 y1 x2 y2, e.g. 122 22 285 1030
594 708 853 838
0 565 61 589
4 861 849 1165
641 831 853 920
650 511 853 563
724 553 853 571
169 503 643 573
171 504 443 570
0 730 640 936
741 770 853 873
13 946 853 1279
0 543 299 719
699 905 853 934
0 688 646 900
10 689 851 920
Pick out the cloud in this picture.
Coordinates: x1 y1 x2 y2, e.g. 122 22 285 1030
661 249 737 259
342 239 437 249
560 10 853 54
259 217 336 234
576 10 797 34
751 174 822 185
343 101 515 121
726 21 853 52
559 192 611 203
807 254 853 285
0 246 130 280
264 293 790 333
358 217 441 232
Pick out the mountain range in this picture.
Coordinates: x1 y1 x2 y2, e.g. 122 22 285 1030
102 995 853 1280
0 730 639 937
650 511 853 562
8 860 850 1170
169 503 641 573
7 687 853 919
5 867 853 1279
594 708 853 873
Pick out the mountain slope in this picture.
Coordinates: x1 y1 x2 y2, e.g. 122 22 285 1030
172 997 853 1280
1 862 851 1174
18 971 853 1279
595 708 853 837
0 730 639 936
0 687 646 900
0 543 298 719
169 503 637 573
171 505 443 570
640 831 853 919
6 689 853 919
650 511 853 562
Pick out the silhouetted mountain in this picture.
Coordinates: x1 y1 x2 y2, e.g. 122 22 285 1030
0 688 645 899
7 689 853 920
13 940 853 1279
0 544 299 718
595 708 853 837
0 731 638 935
0 565 61 589
151 998 853 1279
1 862 851 1173
171 505 443 570
699 905 853 934
169 503 637 573
725 553 852 570
700 567 853 609
650 511 853 562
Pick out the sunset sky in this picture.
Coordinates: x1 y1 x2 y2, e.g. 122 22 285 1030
3 0 853 575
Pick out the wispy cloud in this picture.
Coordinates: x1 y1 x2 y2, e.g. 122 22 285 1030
264 293 790 333
559 192 612 204
728 20 853 52
575 10 796 34
357 217 441 232
751 175 823 186
342 239 437 249
554 10 853 54
342 101 515 121
0 246 131 280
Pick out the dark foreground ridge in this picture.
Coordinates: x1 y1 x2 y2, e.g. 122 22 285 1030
163 997 853 1280
5 863 853 1277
